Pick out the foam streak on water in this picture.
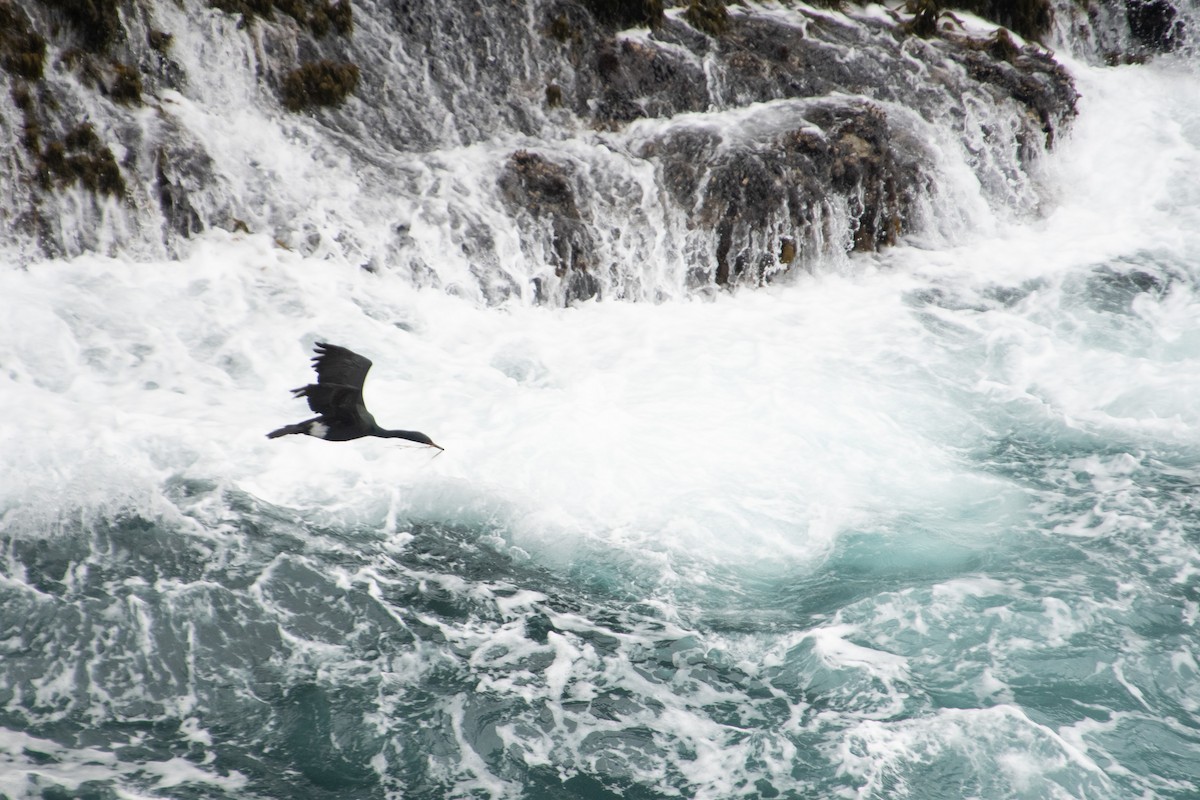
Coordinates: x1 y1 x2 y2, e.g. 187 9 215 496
2 46 1200 800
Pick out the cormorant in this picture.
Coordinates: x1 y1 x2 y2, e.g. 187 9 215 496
266 342 442 449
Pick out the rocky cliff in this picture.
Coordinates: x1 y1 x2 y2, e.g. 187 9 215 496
0 0 1190 303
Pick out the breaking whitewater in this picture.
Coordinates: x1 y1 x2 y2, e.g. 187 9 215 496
2 1 1200 798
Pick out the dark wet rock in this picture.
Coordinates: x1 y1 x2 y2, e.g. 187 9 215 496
209 0 354 37
1126 0 1184 52
562 5 1075 168
580 0 664 29
498 150 600 304
0 4 46 80
640 98 933 287
452 210 526 305
280 59 360 111
552 18 709 127
1056 0 1189 64
594 5 1077 288
155 145 212 239
63 51 145 106
0 0 1155 300
684 0 730 36
944 0 1054 43
948 31 1078 148
13 80 126 198
38 123 126 196
44 0 124 53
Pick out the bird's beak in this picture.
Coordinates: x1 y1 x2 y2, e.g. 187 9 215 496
429 442 444 451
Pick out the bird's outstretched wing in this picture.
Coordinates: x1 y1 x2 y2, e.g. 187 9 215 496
311 342 373 390
291 383 361 418
291 343 376 421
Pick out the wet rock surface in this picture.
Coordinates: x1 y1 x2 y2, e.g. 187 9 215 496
0 0 1185 300
498 150 600 303
1126 0 1185 52
517 2 1080 297
639 99 933 288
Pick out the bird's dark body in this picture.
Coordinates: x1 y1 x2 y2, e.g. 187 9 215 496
266 342 440 448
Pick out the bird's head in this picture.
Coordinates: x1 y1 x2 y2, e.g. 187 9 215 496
410 431 443 450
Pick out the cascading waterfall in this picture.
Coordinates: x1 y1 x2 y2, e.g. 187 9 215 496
2 1 1199 799
2 0 1081 300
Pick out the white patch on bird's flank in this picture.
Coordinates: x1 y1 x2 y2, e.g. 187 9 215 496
308 421 329 439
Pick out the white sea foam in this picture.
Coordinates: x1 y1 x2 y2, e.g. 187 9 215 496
0 728 248 799
0 244 1024 588
4 55 1199 587
838 705 1114 799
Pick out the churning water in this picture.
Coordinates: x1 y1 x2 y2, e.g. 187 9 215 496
2 9 1200 800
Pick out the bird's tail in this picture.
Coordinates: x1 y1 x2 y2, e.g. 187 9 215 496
266 420 311 439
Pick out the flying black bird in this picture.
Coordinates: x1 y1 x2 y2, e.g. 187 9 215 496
266 342 442 449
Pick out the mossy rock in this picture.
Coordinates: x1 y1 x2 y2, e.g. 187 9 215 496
307 0 353 36
106 61 143 104
983 27 1020 61
903 0 941 37
12 85 42 153
147 29 173 51
37 123 126 196
42 0 124 52
280 59 360 111
60 49 144 105
684 0 729 36
275 0 353 36
1 4 47 79
545 12 576 42
499 150 582 219
778 237 796 265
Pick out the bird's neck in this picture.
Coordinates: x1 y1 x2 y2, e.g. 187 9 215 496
378 428 426 443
